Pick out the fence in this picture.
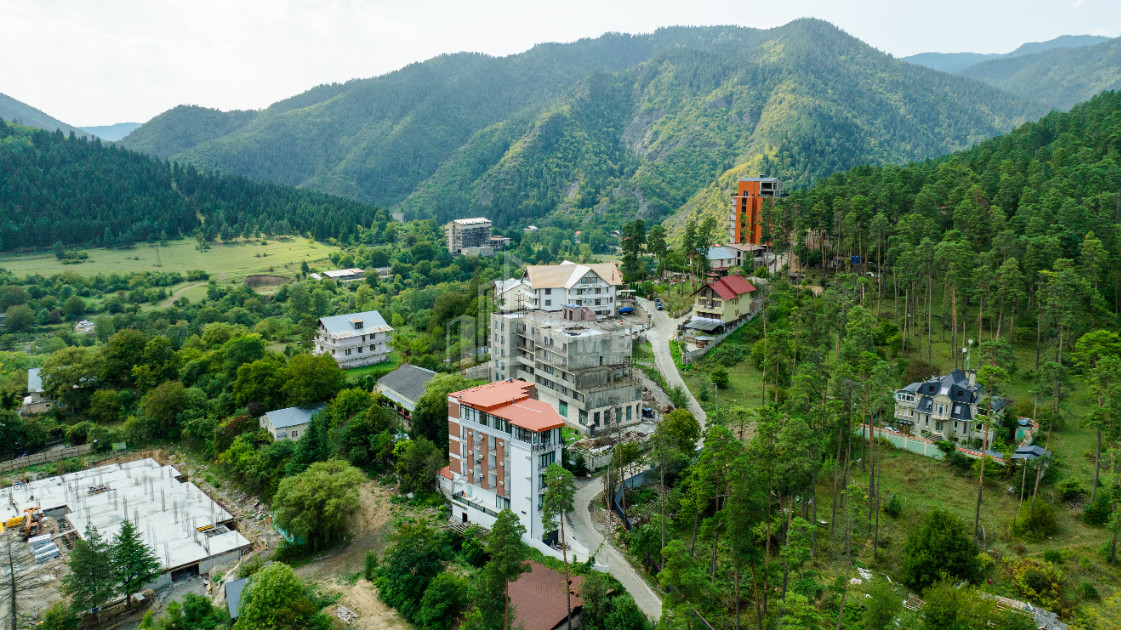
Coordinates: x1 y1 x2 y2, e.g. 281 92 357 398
679 313 755 365
860 420 1040 465
0 444 93 473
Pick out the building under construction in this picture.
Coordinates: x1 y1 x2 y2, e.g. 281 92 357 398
4 458 251 588
490 305 642 434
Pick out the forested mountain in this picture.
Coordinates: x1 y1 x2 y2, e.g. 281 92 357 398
0 120 380 250
121 19 1042 232
903 34 1108 73
0 92 90 138
957 36 1121 111
775 90 1121 317
80 122 143 141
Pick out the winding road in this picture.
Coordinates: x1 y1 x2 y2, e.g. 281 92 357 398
563 298 708 621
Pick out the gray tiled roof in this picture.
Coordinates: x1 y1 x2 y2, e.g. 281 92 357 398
707 246 736 261
318 310 391 340
225 578 249 618
377 364 437 410
28 368 43 393
264 404 326 429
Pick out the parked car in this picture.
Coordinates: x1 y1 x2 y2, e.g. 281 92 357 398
656 302 664 310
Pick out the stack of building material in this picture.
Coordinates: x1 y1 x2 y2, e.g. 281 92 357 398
33 537 61 563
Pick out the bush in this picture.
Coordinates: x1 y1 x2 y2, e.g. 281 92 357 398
1009 558 1064 610
1055 479 1083 503
883 494 903 518
977 552 995 572
1012 501 1059 541
1077 581 1099 600
1042 550 1063 565
1083 491 1110 525
901 509 981 590
364 550 378 581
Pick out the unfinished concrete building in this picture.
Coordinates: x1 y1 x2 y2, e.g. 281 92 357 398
4 459 251 588
490 305 641 434
445 217 494 257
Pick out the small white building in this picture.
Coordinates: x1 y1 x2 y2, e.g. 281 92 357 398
494 278 533 312
439 379 565 544
259 403 326 441
20 368 56 416
313 310 393 369
309 268 365 282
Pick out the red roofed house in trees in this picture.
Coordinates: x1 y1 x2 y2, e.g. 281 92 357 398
692 274 759 325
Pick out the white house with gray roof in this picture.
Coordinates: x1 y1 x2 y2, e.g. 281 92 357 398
259 403 326 442
376 363 437 426
893 369 1000 446
314 310 393 369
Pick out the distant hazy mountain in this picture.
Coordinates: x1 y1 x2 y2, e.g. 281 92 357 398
958 37 1121 111
80 122 143 141
903 34 1108 73
0 92 90 138
122 19 1042 233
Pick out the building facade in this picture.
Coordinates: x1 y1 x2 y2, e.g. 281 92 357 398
522 262 623 320
439 380 565 542
729 177 782 245
893 369 998 446
490 306 642 434
20 368 56 416
446 218 494 256
314 310 393 369
376 363 437 427
259 404 325 441
692 275 759 325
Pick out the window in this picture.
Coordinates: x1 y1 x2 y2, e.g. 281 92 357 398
593 411 601 426
345 348 352 355
291 430 298 437
559 400 568 417
539 452 555 468
545 288 552 295
545 300 552 306
626 406 632 422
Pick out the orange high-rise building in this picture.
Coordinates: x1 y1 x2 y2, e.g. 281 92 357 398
729 177 782 245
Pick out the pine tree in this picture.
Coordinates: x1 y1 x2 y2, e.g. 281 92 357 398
112 521 161 609
61 523 118 614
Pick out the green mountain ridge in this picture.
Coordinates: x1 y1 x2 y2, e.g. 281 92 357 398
902 34 1109 73
121 19 1044 235
957 36 1121 111
0 92 90 139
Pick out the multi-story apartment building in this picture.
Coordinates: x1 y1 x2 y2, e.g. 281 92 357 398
729 177 782 245
490 305 642 434
893 369 1000 446
439 379 565 542
692 274 759 326
313 310 393 369
522 262 622 320
446 217 494 256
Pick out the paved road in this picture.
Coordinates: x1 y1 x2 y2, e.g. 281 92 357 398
567 476 664 620
636 297 706 427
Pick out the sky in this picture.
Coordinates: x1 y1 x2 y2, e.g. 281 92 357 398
2 0 1119 126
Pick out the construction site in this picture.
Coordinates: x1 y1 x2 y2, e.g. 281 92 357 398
0 458 251 622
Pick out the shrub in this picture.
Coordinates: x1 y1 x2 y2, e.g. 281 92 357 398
1042 550 1063 565
711 367 730 389
977 552 995 572
1009 558 1063 610
364 550 378 581
1083 491 1110 525
883 494 903 518
1011 501 1059 541
1077 581 1099 600
1055 479 1083 503
901 509 981 590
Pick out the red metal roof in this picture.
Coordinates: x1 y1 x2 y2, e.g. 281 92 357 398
509 562 585 630
450 380 564 433
707 275 756 300
437 465 452 480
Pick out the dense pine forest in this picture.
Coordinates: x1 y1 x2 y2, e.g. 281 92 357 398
0 120 379 250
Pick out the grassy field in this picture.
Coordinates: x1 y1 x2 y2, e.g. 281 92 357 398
0 238 340 283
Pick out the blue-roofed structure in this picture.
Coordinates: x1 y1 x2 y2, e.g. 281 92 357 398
314 310 393 369
225 577 249 618
259 403 325 442
893 369 998 447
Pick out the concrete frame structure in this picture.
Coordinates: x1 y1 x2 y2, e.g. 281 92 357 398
439 380 564 542
4 459 251 588
490 306 641 434
522 261 623 320
314 310 393 369
446 217 494 257
730 177 782 245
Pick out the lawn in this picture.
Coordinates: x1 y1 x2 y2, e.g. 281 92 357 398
0 237 339 283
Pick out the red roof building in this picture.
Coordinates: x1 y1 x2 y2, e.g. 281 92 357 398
692 274 759 325
509 562 586 630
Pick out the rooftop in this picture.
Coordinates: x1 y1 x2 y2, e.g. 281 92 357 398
6 459 251 572
451 217 492 226
509 562 585 630
28 367 43 393
318 310 392 339
451 380 564 433
738 177 780 182
377 363 437 409
321 268 364 278
698 274 757 300
523 261 622 289
225 577 249 618
707 246 737 260
263 403 326 429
